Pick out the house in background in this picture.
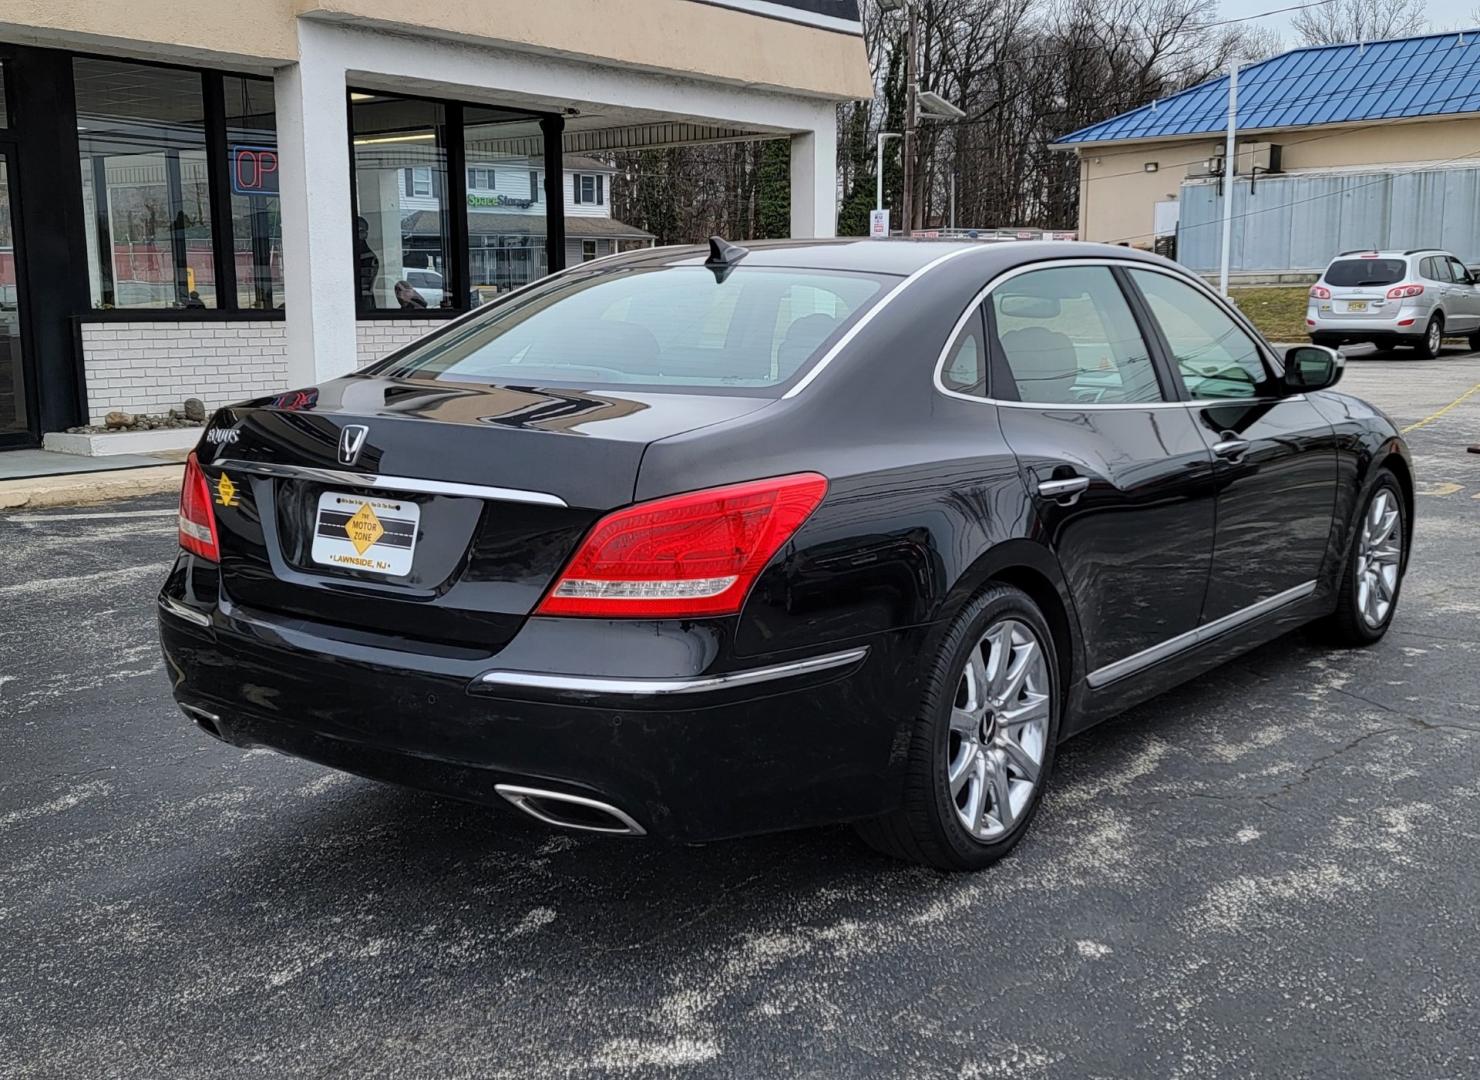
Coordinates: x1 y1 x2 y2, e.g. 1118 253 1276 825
1053 31 1480 275
396 155 653 304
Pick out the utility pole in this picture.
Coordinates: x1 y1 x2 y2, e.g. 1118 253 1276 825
876 132 901 211
1219 57 1239 297
901 1 918 237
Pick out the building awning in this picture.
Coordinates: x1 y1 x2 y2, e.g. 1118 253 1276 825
401 210 653 240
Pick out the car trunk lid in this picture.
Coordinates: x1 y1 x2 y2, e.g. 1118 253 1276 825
199 374 773 652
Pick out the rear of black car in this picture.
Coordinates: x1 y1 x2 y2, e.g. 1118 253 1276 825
158 258 911 841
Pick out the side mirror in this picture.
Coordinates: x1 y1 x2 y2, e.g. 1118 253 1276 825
1283 345 1343 392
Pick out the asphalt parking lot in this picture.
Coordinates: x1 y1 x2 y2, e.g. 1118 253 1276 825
3 351 1478 1079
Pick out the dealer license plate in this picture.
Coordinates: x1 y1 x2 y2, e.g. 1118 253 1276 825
310 492 420 577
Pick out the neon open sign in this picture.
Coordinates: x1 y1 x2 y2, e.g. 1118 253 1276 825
231 145 280 197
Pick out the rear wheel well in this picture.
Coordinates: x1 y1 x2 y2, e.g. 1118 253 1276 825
987 566 1076 696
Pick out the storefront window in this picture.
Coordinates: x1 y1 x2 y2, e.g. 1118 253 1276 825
350 93 451 311
224 76 283 310
75 59 215 309
463 106 548 303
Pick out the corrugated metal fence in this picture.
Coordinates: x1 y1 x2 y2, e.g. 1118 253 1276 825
1178 165 1480 271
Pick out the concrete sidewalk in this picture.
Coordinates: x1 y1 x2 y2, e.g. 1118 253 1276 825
0 460 183 510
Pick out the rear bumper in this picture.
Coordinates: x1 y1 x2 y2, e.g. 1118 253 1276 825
1307 311 1430 343
158 562 922 843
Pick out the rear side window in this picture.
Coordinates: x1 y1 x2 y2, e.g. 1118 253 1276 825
1325 258 1405 287
988 266 1163 405
940 306 987 396
1128 269 1267 400
377 266 888 393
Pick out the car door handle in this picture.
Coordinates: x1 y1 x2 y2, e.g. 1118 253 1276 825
1212 438 1251 459
1036 476 1090 502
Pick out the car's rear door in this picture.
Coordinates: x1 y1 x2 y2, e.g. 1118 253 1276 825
985 263 1218 681
1123 267 1338 625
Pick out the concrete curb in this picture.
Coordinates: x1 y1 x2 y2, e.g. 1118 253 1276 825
0 464 183 510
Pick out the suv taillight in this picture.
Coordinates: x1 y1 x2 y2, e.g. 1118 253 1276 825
178 452 220 562
1387 284 1424 299
536 473 829 618
1309 285 1331 299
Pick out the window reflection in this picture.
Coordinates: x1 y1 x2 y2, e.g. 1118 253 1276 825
464 107 548 301
350 93 449 311
225 76 283 310
75 58 215 309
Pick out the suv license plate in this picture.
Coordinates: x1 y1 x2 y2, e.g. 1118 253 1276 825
310 492 420 577
1347 300 1368 312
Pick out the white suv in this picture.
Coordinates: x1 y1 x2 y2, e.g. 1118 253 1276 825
1307 248 1480 357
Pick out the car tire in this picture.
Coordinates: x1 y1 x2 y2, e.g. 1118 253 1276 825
856 584 1060 871
1414 314 1443 359
1468 330 1480 352
1314 470 1406 647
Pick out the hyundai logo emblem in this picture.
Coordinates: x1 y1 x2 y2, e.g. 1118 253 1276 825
338 424 369 467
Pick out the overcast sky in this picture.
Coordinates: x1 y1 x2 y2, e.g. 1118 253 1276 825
1218 0 1478 43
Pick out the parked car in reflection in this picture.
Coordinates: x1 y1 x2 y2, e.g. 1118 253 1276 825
161 238 1412 871
400 267 445 307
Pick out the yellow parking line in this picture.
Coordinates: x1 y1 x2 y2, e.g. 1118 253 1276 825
1402 381 1480 434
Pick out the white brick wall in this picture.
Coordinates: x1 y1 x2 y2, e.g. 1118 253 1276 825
79 318 446 425
80 321 289 426
356 319 443 367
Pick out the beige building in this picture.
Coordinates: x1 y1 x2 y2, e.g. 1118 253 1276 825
0 0 872 451
1053 32 1480 272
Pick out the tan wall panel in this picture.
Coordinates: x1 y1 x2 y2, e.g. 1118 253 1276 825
299 0 874 100
1 0 300 62
1073 115 1480 246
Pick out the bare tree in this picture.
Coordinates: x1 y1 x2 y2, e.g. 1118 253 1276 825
1291 0 1426 45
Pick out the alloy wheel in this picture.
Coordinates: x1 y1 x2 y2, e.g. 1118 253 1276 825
1427 319 1442 355
1356 489 1402 628
946 618 1051 841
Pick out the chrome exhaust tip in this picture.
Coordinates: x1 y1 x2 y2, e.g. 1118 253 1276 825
180 703 224 740
494 784 646 836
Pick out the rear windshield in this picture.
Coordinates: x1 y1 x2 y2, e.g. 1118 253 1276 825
374 266 891 394
1325 258 1406 287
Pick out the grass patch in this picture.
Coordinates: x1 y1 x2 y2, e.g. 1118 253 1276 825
1228 286 1311 343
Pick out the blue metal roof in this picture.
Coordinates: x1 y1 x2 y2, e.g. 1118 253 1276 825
1054 30 1480 145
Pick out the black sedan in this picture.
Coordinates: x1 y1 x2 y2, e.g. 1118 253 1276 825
159 238 1412 871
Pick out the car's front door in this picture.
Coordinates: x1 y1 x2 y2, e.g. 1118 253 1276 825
1444 256 1480 332
984 264 1219 680
1124 268 1338 625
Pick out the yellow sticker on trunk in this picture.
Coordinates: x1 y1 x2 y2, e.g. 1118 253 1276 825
345 501 385 555
216 473 239 507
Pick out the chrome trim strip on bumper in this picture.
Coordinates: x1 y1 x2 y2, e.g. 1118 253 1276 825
213 459 568 507
478 646 869 697
159 595 211 627
1087 580 1317 689
494 785 647 836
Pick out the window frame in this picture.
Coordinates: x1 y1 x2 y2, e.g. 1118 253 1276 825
68 53 284 321
347 88 563 321
933 258 1284 408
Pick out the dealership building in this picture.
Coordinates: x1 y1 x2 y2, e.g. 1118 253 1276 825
0 0 870 450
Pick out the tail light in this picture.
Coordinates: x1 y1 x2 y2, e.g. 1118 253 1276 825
178 452 220 562
537 473 829 618
1387 284 1424 299
1309 285 1330 299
